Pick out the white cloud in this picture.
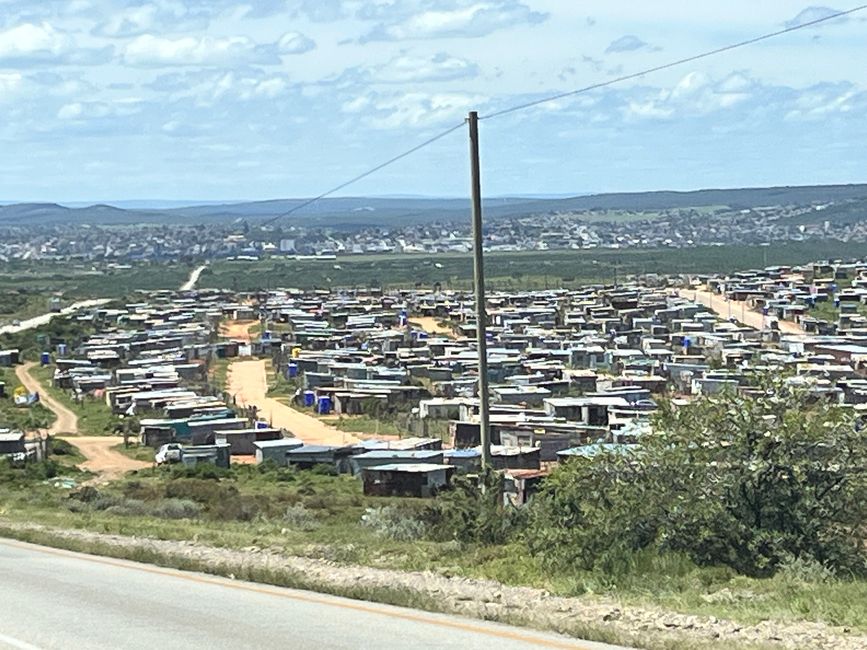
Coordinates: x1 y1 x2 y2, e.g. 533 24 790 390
277 31 315 54
346 52 479 84
0 22 70 61
123 33 275 67
0 71 23 93
361 1 547 41
353 90 486 128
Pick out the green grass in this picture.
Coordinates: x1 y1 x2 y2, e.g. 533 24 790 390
29 365 118 435
112 442 156 463
207 358 232 392
201 241 867 291
0 368 57 432
0 260 194 299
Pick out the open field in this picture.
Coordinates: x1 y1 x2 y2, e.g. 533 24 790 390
200 242 867 291
0 260 194 298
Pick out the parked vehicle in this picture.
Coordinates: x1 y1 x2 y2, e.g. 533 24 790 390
155 443 183 465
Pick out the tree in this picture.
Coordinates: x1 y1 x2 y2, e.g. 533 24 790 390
528 377 867 577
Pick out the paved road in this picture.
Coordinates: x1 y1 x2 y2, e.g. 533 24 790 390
0 299 110 336
180 264 207 291
0 539 624 650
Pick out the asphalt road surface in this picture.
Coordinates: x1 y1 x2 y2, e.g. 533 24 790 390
0 539 627 650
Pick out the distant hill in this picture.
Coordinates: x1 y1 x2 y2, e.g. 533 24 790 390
2 183 867 227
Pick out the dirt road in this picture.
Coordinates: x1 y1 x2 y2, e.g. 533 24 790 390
410 317 456 338
227 359 360 445
180 264 207 291
63 436 151 482
16 362 148 480
220 320 257 343
677 288 805 335
15 362 78 435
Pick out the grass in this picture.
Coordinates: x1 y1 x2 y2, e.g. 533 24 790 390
0 260 193 299
207 358 232 392
112 442 155 463
200 241 867 291
29 365 118 435
0 368 57 432
0 462 865 642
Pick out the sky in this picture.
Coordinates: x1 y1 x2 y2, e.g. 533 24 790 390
0 0 865 203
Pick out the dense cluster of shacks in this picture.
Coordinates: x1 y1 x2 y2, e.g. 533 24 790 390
5 258 867 500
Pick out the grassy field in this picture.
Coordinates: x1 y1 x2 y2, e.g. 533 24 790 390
0 368 56 432
201 241 867 291
0 462 865 642
0 260 193 299
30 365 118 435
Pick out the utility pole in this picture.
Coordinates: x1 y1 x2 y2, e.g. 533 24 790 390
467 111 492 468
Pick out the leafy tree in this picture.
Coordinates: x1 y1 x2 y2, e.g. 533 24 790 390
528 377 867 577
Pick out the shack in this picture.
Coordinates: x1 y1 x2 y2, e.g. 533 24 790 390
253 438 304 465
349 450 444 476
361 463 455 497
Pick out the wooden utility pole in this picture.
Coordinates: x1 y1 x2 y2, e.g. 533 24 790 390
467 111 492 468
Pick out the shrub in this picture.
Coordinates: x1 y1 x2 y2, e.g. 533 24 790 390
528 377 867 577
282 504 319 531
151 498 203 520
361 506 427 542
422 469 526 545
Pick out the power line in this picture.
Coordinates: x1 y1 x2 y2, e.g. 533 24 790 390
263 5 864 224
262 120 465 226
480 5 866 121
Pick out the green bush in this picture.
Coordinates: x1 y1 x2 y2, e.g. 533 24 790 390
282 504 319 531
422 469 526 545
528 378 867 577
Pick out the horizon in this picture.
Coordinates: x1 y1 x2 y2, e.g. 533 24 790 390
3 180 867 210
0 2 864 201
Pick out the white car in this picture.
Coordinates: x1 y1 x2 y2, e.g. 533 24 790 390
154 443 183 465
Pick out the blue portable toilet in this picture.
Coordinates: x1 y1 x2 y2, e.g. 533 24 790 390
287 363 298 378
317 396 333 415
40 352 51 366
303 391 316 407
255 420 269 429
262 330 271 341
399 309 408 326
56 343 68 356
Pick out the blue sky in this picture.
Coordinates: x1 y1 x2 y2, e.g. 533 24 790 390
0 0 865 202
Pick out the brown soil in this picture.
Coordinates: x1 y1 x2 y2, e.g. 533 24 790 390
226 359 361 445
410 317 456 338
62 436 151 482
16 362 148 481
220 320 257 342
677 288 805 335
15 362 78 435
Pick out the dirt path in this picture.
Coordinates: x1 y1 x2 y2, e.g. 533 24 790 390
410 316 455 338
180 264 207 291
16 362 148 480
227 359 360 445
678 287 805 335
220 320 257 343
62 436 151 482
15 362 78 435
